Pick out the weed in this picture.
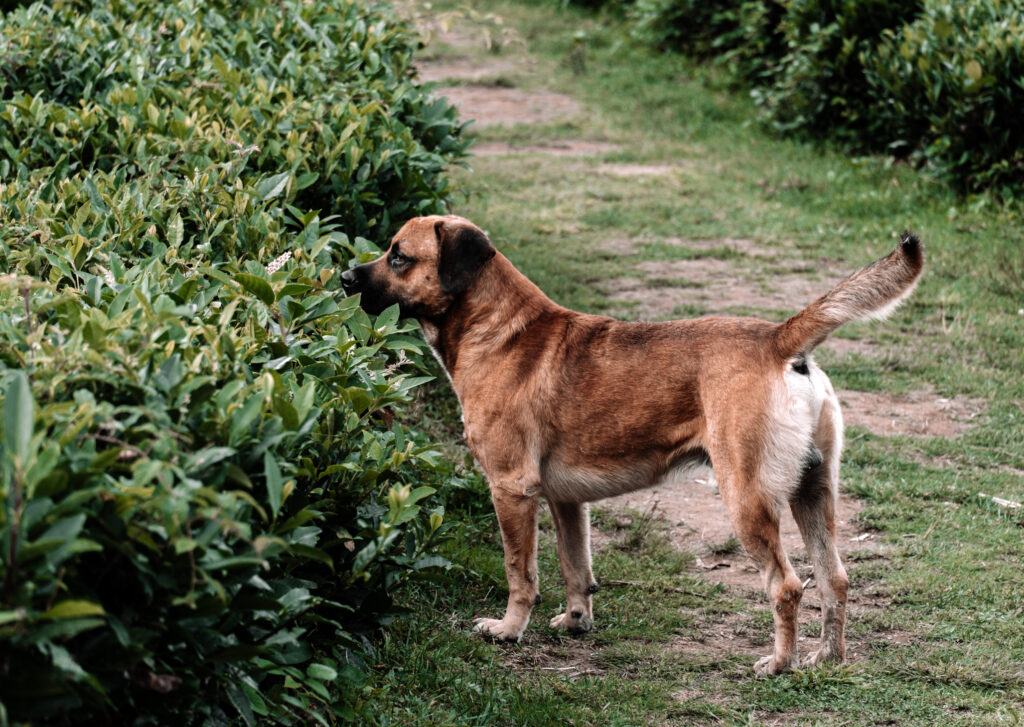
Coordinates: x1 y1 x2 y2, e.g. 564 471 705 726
709 536 743 557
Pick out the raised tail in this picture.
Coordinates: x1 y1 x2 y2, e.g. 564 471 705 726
773 232 924 361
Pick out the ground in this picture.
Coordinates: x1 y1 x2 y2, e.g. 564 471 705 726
372 3 1024 725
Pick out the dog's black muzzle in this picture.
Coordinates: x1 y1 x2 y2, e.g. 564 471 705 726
340 262 397 316
340 266 363 296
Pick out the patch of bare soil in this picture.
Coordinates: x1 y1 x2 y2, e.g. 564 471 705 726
600 475 876 596
819 336 881 359
672 611 769 663
605 258 837 319
431 85 581 127
596 164 682 177
411 10 579 129
751 711 836 726
497 634 605 680
415 56 527 84
839 389 984 438
473 140 621 157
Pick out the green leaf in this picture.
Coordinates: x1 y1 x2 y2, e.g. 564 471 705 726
0 609 27 626
235 273 276 307
40 642 91 680
82 177 109 215
351 541 376 575
374 304 400 331
185 446 237 473
40 599 106 620
28 617 106 643
264 451 283 517
290 544 334 571
295 172 319 190
273 396 299 430
226 681 257 727
3 370 34 465
230 395 264 444
307 663 338 681
168 212 184 247
412 555 451 571
256 172 290 201
406 486 436 507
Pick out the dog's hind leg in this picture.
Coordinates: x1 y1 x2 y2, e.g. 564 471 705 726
713 452 803 675
548 501 597 634
731 495 803 675
473 485 541 642
790 394 849 667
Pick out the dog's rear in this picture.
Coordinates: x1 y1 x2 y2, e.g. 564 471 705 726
719 233 924 673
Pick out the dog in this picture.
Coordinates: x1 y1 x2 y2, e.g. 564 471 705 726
340 215 923 675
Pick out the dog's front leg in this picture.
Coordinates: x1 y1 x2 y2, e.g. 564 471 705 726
549 500 597 634
473 485 540 642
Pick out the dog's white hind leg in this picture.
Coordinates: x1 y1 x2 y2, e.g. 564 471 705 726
790 389 849 666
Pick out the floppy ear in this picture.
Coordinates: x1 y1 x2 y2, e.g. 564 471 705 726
435 219 496 294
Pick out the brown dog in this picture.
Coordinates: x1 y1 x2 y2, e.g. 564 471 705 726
340 215 923 675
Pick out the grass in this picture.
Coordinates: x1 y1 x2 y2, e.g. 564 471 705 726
365 1 1024 724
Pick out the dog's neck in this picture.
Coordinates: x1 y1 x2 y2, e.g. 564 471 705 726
421 253 559 383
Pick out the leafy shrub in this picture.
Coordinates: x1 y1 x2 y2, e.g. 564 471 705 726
862 0 1024 191
0 0 471 724
628 0 786 83
0 0 466 243
586 0 1024 192
750 0 924 140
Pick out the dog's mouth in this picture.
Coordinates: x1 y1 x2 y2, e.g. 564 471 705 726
340 263 405 317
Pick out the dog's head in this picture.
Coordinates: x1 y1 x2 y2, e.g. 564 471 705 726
340 215 496 318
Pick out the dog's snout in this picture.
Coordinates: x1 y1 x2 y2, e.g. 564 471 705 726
340 267 359 293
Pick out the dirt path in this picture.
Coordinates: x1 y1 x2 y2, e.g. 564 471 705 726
413 8 980 667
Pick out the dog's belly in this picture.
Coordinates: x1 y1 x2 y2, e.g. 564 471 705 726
540 450 711 503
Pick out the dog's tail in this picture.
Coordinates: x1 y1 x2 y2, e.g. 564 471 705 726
773 232 924 361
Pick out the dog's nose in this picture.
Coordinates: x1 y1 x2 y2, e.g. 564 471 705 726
340 268 359 293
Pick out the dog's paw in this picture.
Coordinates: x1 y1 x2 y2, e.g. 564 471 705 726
801 647 844 668
754 654 796 676
549 611 593 634
473 617 525 642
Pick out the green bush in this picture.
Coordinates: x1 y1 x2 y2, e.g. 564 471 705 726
750 0 923 141
628 0 786 83
862 0 1024 192
0 0 471 724
590 0 1024 193
0 0 466 243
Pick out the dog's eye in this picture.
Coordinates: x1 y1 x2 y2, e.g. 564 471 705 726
389 250 413 269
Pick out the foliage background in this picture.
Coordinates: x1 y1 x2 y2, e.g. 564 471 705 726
565 0 1024 195
0 0 474 724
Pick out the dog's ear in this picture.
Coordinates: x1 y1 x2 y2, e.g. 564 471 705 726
435 219 496 294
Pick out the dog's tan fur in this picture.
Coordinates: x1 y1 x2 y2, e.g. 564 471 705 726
341 215 924 674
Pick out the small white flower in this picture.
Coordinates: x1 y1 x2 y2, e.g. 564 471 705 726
383 350 409 377
265 251 292 275
97 266 117 286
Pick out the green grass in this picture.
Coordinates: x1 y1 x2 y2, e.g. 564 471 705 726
364 1 1024 724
